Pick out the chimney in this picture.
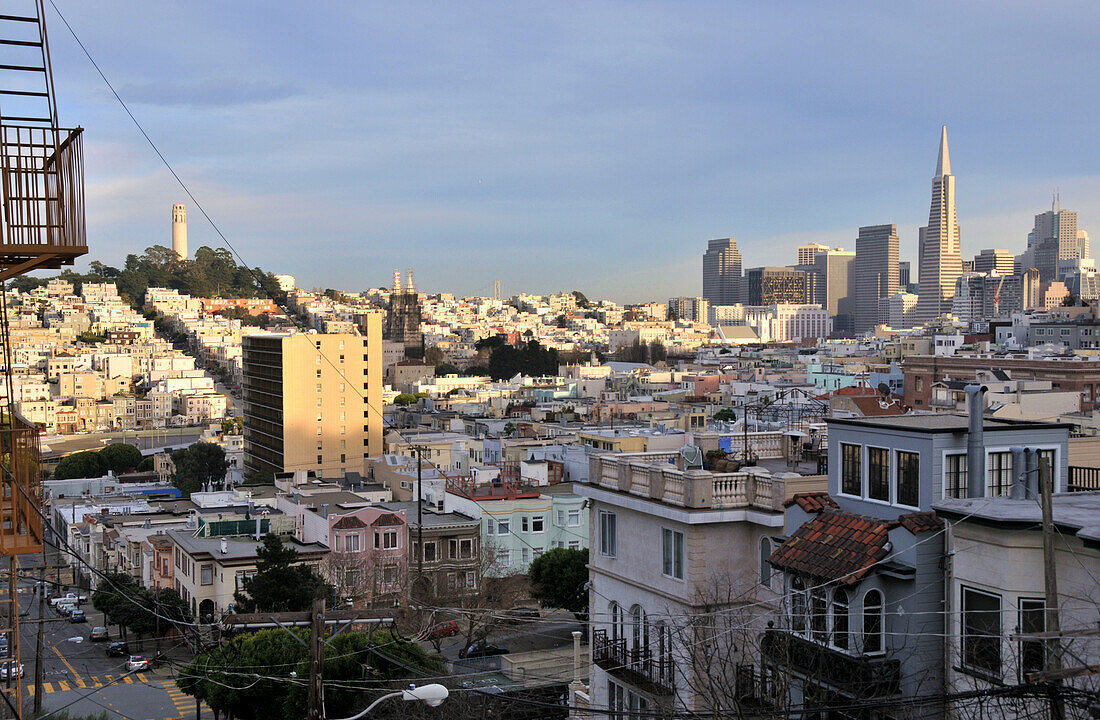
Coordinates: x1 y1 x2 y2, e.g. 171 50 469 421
1025 448 1040 499
219 537 228 555
1010 446 1028 500
320 503 329 519
965 384 987 499
255 516 262 540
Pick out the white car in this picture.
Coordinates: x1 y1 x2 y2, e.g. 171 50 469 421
126 655 149 672
0 662 24 680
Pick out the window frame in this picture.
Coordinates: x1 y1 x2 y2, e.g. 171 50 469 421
1018 597 1046 681
866 446 891 502
840 443 862 496
832 588 850 651
987 451 1013 498
661 527 684 581
599 510 617 558
895 450 920 508
862 589 884 655
961 586 1002 678
944 452 968 499
759 537 772 588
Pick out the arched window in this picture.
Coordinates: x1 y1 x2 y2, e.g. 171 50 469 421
832 589 849 650
759 537 772 587
790 576 807 635
863 589 883 654
609 602 623 642
630 605 648 662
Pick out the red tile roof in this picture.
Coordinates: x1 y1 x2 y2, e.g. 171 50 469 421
769 510 891 585
897 511 944 534
331 516 366 529
371 513 405 527
784 492 840 512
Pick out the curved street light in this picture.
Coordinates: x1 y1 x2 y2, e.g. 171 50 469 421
329 683 449 720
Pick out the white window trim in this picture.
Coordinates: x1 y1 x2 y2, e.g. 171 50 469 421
838 442 863 499
864 445 892 505
893 449 921 510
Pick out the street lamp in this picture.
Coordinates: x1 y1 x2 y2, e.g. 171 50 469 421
330 684 449 720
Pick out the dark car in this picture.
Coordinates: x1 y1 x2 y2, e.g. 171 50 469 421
459 642 509 659
106 641 129 657
69 609 86 623
504 607 540 623
419 621 460 640
90 626 109 642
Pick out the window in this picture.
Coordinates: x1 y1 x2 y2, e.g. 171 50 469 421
531 516 545 533
500 548 512 566
343 533 360 552
759 537 772 587
810 588 828 643
497 519 511 536
465 571 476 589
661 528 684 580
988 452 1013 497
868 447 890 501
833 589 849 650
841 443 861 495
458 539 473 558
422 542 436 562
521 547 530 564
599 511 616 557
610 602 623 641
568 509 581 526
896 451 919 507
200 564 213 586
533 546 544 557
945 453 967 498
863 589 883 654
568 540 580 550
1037 449 1057 490
962 588 1001 677
381 531 398 549
521 516 529 532
556 510 566 526
790 577 807 635
382 565 398 585
486 518 495 536
1019 598 1045 680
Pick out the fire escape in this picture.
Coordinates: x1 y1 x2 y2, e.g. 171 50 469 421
0 2 87 717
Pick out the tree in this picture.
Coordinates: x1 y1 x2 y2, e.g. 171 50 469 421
53 451 108 480
170 442 228 497
572 290 591 308
91 572 192 642
393 392 418 406
99 443 142 475
435 362 460 376
423 346 444 365
220 417 243 435
503 421 517 438
528 547 588 615
233 534 330 613
713 408 737 422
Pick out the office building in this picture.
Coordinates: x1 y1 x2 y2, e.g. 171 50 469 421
879 292 918 329
667 296 708 324
796 242 831 266
898 261 911 289
171 204 188 260
813 248 856 333
1028 200 1080 282
853 224 899 333
914 126 963 323
972 249 1014 276
744 267 807 306
243 325 383 479
702 238 743 306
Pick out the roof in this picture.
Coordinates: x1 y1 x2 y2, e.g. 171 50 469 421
770 507 942 585
847 396 907 417
784 492 839 512
933 493 1100 541
826 414 1074 434
379 501 479 528
371 512 405 527
331 516 367 529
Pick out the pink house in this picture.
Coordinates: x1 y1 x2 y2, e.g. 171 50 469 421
326 506 408 605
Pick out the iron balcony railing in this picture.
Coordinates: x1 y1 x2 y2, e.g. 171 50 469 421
761 629 900 699
592 629 675 696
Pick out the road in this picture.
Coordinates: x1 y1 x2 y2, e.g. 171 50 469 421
8 559 207 720
41 427 206 457
436 609 584 659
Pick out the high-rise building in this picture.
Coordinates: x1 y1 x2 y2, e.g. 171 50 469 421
667 296 709 324
797 243 831 266
811 248 856 333
973 249 1014 276
898 261 911 290
744 267 807 306
853 224 899 333
879 292 918 329
171 204 188 260
1029 200 1079 282
914 126 963 323
1079 229 1091 261
243 325 383 479
702 238 743 306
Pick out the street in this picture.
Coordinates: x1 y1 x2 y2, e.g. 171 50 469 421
435 610 584 659
10 557 207 720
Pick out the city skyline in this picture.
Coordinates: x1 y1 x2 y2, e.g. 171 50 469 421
38 2 1100 302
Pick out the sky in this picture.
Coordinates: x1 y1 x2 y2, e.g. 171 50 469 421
34 1 1100 303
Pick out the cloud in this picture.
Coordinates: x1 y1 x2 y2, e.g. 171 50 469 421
116 79 300 108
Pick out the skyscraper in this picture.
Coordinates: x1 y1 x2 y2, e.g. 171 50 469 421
797 243 831 266
171 204 188 260
853 224 899 333
914 126 963 323
1030 202 1080 282
744 267 808 306
812 248 856 333
898 261 911 290
973 249 1014 276
702 238 743 306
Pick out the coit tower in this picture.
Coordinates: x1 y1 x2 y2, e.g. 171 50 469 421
172 204 188 260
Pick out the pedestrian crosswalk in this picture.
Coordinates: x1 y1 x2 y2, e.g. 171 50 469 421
164 678 207 717
25 672 150 695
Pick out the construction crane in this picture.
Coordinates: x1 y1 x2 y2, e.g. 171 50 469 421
993 272 1006 317
0 2 87 717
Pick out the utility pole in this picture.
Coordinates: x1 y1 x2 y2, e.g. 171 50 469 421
1039 455 1064 720
308 597 325 720
34 561 46 714
415 446 424 580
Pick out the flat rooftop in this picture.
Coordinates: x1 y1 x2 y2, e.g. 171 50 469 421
934 492 1100 541
827 414 1074 433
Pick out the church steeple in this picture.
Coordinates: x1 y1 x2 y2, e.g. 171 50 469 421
935 124 951 177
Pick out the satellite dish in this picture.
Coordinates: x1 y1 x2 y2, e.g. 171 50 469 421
877 382 892 398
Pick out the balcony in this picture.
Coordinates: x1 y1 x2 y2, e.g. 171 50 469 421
761 629 900 699
592 629 675 696
588 452 826 511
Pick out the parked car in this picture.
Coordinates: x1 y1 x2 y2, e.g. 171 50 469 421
69 609 87 623
503 607 540 623
90 627 109 642
0 662 24 680
56 603 75 617
126 655 149 672
49 593 85 608
106 641 129 657
419 621 460 640
459 642 509 659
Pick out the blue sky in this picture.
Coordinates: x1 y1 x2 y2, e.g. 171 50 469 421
41 1 1100 302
